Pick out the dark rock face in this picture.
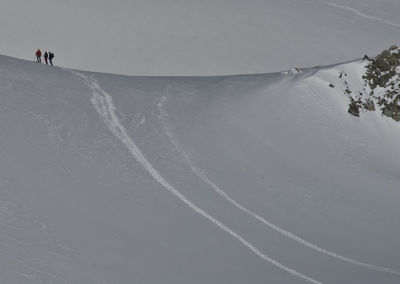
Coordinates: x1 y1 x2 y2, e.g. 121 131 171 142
363 45 400 89
362 99 375 111
348 46 400 122
348 98 360 117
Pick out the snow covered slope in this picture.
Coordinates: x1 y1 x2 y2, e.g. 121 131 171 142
0 54 400 283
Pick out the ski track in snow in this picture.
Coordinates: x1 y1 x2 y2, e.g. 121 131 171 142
317 0 400 30
157 93 400 276
73 71 322 284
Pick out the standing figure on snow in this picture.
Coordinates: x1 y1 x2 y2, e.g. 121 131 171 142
44 52 49 65
49 52 55 66
35 49 42 63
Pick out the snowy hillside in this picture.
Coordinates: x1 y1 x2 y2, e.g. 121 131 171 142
0 54 400 284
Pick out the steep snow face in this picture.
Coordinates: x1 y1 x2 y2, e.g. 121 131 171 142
0 55 400 284
1 0 400 75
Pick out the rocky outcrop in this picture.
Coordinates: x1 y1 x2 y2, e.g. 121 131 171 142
347 45 400 122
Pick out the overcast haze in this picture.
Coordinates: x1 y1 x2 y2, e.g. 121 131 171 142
1 0 400 75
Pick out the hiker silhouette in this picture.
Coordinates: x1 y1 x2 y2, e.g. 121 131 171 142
35 49 42 63
44 52 48 64
49 52 55 66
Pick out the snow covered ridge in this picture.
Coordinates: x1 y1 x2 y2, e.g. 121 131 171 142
340 45 400 121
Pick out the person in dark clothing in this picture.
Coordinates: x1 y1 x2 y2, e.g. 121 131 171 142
44 52 49 65
49 52 54 66
35 49 42 63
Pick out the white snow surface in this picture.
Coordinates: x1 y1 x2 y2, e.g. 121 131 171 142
0 55 400 283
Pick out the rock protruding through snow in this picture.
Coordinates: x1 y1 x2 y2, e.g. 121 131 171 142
346 45 400 121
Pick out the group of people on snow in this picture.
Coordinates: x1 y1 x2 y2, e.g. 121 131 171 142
35 49 55 66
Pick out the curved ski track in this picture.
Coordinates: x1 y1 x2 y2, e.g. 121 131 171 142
156 93 400 276
74 72 322 284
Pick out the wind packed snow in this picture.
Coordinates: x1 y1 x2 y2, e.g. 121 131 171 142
0 54 399 283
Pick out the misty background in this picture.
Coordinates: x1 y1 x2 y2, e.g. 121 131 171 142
1 0 400 75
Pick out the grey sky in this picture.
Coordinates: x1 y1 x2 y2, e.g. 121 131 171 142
1 0 400 75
